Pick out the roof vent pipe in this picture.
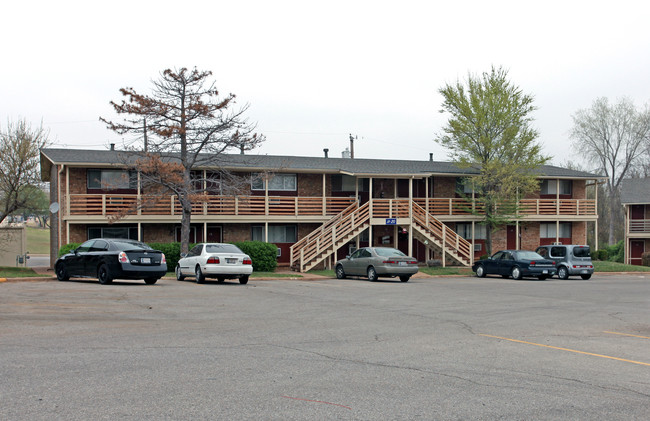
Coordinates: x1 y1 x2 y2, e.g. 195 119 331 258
110 143 115 151
323 148 329 158
429 153 433 161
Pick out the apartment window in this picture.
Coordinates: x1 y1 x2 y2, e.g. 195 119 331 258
251 225 297 243
455 178 475 194
87 169 137 190
252 173 297 191
540 222 571 238
332 175 369 192
540 179 572 195
455 223 486 240
88 226 138 240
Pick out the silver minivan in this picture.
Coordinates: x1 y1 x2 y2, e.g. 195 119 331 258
535 244 594 280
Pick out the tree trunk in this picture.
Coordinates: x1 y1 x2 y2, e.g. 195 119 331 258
608 184 616 245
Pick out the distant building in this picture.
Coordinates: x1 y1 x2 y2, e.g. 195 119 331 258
620 177 650 265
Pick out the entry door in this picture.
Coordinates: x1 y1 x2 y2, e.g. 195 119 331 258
630 240 645 266
507 225 517 249
207 226 222 243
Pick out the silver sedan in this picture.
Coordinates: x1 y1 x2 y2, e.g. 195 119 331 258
335 247 419 282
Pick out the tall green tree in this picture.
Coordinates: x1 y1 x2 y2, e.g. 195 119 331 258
435 66 549 255
0 119 50 225
101 67 265 253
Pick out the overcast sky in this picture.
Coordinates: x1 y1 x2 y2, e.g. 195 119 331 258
2 0 649 168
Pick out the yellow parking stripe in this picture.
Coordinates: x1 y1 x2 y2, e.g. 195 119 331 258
604 331 650 340
480 334 650 367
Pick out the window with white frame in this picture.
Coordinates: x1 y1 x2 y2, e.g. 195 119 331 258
540 179 572 195
455 223 487 240
251 173 297 191
540 222 571 238
251 225 297 243
87 169 137 190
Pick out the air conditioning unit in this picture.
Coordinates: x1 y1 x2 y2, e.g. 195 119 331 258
474 244 482 251
552 242 563 245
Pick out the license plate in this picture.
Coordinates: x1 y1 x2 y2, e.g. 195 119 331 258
543 270 548 274
226 258 237 264
581 270 589 274
141 257 151 264
399 261 407 266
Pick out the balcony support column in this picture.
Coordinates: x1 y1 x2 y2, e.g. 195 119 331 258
408 178 413 257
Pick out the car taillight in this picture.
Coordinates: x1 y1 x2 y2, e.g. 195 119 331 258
530 261 536 266
206 256 220 264
383 260 396 264
161 253 166 264
408 260 417 264
118 251 128 263
243 258 252 265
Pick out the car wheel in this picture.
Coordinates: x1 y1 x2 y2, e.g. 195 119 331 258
195 266 205 284
580 274 592 280
399 275 410 282
144 277 158 285
175 265 185 281
98 264 113 285
367 266 378 282
558 266 569 280
335 264 346 279
55 263 69 282
475 265 486 278
216 277 225 283
511 266 522 280
239 275 249 285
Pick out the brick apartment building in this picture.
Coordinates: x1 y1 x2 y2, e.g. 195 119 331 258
40 148 605 271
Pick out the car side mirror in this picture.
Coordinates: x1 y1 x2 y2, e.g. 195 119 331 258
180 253 187 258
73 248 79 255
346 255 350 259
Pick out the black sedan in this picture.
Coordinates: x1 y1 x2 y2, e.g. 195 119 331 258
472 250 557 280
55 238 167 285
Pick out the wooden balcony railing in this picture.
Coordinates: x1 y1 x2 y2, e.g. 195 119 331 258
67 194 597 218
68 194 356 217
629 219 650 233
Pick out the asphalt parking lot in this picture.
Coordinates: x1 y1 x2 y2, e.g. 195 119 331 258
1 274 648 420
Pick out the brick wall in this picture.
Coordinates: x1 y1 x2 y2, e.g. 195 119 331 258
298 174 323 196
572 221 587 244
573 180 586 199
69 168 87 194
69 224 87 244
520 222 540 250
142 224 175 243
434 177 456 198
223 224 251 243
372 178 396 198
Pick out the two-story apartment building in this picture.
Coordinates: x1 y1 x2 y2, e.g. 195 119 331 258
40 148 604 271
621 177 650 265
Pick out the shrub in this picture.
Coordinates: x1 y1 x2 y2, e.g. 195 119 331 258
594 249 608 261
605 240 624 263
148 242 184 271
58 243 80 257
642 252 650 267
479 254 489 261
233 241 278 272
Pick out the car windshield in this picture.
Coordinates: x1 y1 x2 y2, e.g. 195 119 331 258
374 248 406 257
205 244 242 253
515 251 544 260
112 241 153 251
573 246 590 257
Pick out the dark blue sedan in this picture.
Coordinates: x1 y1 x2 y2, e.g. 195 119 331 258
472 250 557 280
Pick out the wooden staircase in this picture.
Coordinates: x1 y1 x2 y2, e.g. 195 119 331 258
290 202 370 272
411 202 472 266
290 200 472 272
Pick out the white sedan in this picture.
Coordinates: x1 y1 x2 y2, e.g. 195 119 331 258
176 243 253 284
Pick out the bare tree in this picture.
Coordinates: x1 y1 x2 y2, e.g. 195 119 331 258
101 67 265 253
0 119 50 225
570 97 650 245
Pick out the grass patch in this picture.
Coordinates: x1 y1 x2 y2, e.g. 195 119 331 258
26 227 50 254
593 261 650 272
307 269 335 277
0 266 49 278
419 266 474 276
